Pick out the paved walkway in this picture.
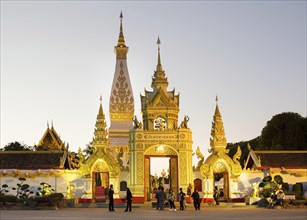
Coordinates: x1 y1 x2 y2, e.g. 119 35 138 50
1 204 307 220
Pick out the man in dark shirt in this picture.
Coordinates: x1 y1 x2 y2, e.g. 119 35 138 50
109 184 114 211
179 188 186 210
124 187 133 212
191 189 200 210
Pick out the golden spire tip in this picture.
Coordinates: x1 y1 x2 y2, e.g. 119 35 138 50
157 36 161 45
100 95 102 103
216 95 218 103
120 11 123 19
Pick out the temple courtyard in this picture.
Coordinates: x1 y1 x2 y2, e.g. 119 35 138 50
1 205 306 220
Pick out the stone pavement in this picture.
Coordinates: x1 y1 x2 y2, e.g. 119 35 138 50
1 203 307 220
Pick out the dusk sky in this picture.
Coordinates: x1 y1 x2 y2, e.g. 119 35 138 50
1 1 306 170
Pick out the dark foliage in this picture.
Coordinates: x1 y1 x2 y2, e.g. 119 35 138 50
83 141 94 158
282 183 289 194
0 184 9 195
12 177 34 200
259 112 307 150
0 195 18 203
226 112 307 168
1 141 34 151
292 183 303 198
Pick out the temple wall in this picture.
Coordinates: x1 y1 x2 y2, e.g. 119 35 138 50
238 169 307 197
269 169 307 192
192 170 204 198
118 170 129 198
237 170 263 198
0 169 82 198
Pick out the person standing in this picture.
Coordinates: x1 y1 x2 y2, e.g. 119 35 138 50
109 184 115 211
179 188 186 210
213 186 219 205
158 186 165 210
168 189 176 211
155 187 160 210
191 189 200 210
124 187 132 212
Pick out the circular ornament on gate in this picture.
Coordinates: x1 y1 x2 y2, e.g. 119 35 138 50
213 162 227 173
179 134 186 139
137 134 143 139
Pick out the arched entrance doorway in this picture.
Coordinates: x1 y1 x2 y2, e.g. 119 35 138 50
144 145 179 201
129 129 193 201
91 159 110 201
213 172 229 201
212 161 230 200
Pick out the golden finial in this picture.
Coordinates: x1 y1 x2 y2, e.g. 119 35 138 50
47 121 49 128
214 95 221 117
100 95 102 104
157 36 161 47
117 11 125 47
156 36 162 71
120 11 123 33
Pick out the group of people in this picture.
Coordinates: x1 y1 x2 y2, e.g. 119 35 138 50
108 184 133 212
107 184 221 212
107 184 287 211
155 186 201 211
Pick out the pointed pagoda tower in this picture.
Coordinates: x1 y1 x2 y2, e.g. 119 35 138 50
109 12 134 150
140 37 179 130
93 96 109 147
200 97 242 200
79 96 120 200
209 96 227 154
129 38 193 201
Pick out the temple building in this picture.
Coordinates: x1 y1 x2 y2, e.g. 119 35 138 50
1 13 306 204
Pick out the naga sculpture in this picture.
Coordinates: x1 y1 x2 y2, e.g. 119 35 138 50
195 146 204 169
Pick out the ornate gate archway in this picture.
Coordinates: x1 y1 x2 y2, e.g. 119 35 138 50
129 129 193 201
144 145 179 201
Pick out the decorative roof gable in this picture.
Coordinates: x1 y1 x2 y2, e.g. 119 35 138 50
36 123 65 151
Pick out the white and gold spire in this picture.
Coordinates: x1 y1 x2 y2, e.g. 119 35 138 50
109 12 134 147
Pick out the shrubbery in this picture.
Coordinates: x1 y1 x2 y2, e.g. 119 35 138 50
0 195 18 203
0 178 64 208
258 175 285 199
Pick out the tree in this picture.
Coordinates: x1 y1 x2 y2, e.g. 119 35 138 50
226 112 307 168
83 141 94 158
1 141 34 151
259 112 307 150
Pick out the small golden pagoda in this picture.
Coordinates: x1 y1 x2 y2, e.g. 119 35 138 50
79 96 120 201
200 97 242 199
